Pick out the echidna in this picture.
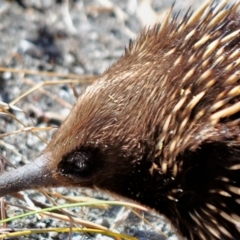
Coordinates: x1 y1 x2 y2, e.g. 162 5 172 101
1 0 240 239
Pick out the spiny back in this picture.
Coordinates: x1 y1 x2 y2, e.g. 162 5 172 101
86 0 240 169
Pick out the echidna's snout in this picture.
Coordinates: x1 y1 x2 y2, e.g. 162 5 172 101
0 153 57 197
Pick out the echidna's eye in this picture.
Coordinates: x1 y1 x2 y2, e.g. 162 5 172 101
57 148 96 177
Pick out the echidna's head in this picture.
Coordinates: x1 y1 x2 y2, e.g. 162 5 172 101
0 69 172 226
43 72 164 200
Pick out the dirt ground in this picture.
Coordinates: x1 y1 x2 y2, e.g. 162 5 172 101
0 0 208 239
